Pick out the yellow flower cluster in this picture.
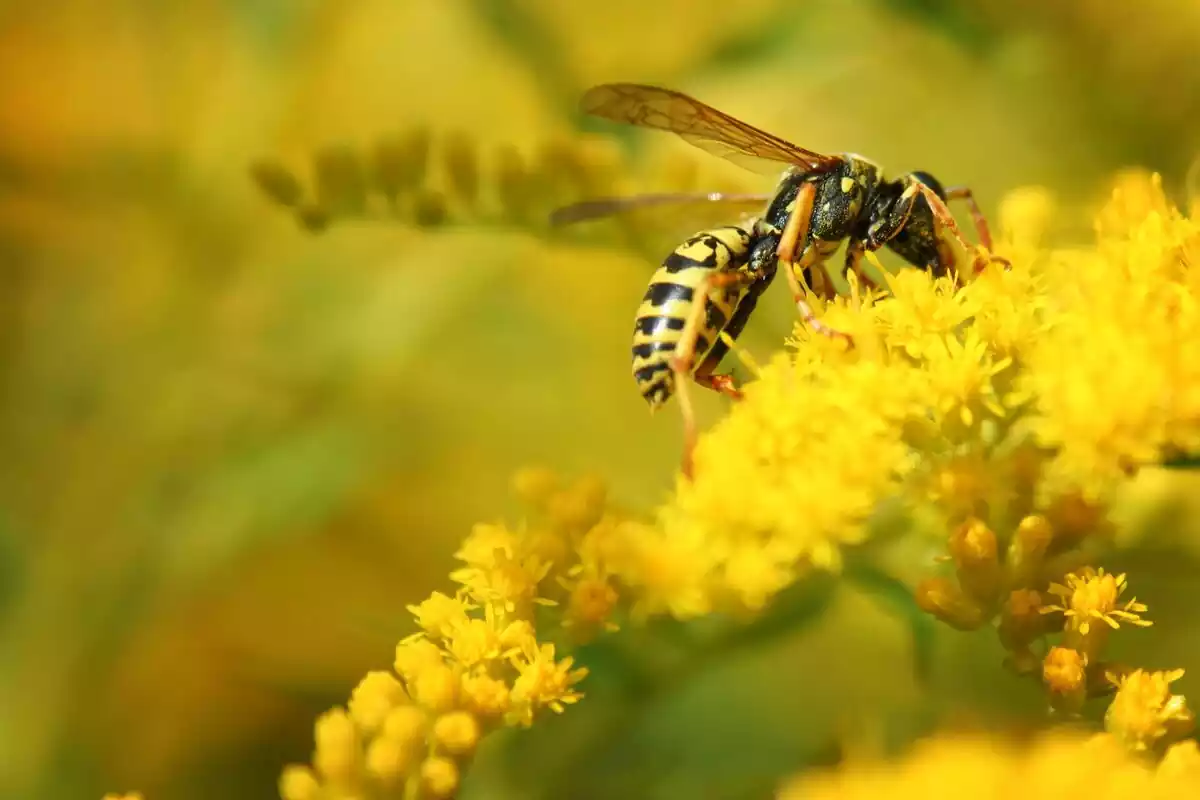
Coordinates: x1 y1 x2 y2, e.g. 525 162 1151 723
1024 172 1200 500
275 469 648 800
648 171 1199 623
777 729 1200 799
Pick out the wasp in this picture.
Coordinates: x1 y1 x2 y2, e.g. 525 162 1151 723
551 83 1006 478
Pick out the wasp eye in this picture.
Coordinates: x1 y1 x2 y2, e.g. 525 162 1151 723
910 171 947 201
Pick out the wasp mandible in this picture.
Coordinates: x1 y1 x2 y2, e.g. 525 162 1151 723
551 83 1006 478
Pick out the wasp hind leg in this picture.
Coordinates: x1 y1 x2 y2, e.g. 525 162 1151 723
668 271 753 480
909 179 1010 275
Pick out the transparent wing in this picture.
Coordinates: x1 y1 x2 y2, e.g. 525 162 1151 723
549 191 771 226
581 83 841 176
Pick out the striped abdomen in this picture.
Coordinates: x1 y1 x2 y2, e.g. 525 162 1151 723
631 226 754 409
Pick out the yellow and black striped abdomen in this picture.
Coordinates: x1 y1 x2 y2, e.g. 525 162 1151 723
632 226 754 409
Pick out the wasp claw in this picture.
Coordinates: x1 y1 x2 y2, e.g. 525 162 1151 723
973 250 1012 274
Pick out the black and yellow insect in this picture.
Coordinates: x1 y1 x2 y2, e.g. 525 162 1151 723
552 83 1005 476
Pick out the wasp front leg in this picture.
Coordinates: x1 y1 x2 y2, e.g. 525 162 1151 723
944 186 996 252
775 180 852 344
908 179 1009 275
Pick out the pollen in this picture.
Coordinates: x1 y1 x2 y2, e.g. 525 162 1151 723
840 176 854 193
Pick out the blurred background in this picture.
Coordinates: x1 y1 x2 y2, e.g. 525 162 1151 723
3 1 1200 798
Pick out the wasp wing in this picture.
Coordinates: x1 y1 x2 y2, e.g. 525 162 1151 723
549 191 770 226
580 83 841 176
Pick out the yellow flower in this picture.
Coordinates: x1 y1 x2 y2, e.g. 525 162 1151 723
460 672 512 720
347 670 408 733
658 348 923 615
1159 739 1200 779
311 708 362 788
508 641 588 725
1020 173 1200 500
420 755 460 798
454 522 522 567
559 566 621 633
407 591 476 640
1042 646 1088 715
432 710 482 756
777 730 1191 799
1042 567 1151 636
654 174 1199 627
278 766 321 800
443 602 535 668
919 327 1012 428
1106 668 1195 753
394 638 446 682
449 536 556 616
609 518 716 619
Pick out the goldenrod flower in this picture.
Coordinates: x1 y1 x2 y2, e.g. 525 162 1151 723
450 530 556 617
1159 740 1200 778
661 349 924 614
432 710 481 756
272 171 1200 799
998 588 1051 673
915 576 988 631
1021 173 1200 501
407 591 476 640
419 755 460 798
347 670 409 733
1044 568 1150 633
777 730 1196 799
460 672 512 720
278 765 320 800
651 171 1199 620
311 708 364 790
278 470 628 798
442 603 535 668
508 641 588 724
1106 668 1195 753
559 566 621 634
1043 646 1088 715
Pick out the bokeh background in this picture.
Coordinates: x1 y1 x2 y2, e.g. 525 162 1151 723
3 1 1200 798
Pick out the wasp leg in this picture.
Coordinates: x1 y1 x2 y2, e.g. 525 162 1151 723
842 240 881 292
944 186 995 251
774 181 853 345
693 368 744 400
776 178 831 299
909 179 1009 275
690 270 775 406
776 179 815 264
669 271 755 480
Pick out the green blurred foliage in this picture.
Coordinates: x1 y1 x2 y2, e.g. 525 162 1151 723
2 1 1200 799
